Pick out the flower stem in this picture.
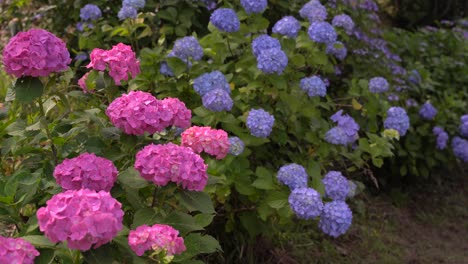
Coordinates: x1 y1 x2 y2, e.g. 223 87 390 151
38 97 58 165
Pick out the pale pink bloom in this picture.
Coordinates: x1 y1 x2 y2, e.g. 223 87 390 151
181 126 230 159
128 224 185 256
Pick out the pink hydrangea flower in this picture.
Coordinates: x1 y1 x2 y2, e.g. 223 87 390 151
135 143 208 191
53 153 118 192
86 43 140 85
128 224 186 256
37 189 124 251
160 97 192 129
0 236 40 264
2 28 71 77
78 72 93 93
181 126 230 159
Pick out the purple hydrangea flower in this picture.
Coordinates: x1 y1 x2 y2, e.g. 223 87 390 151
436 131 449 150
419 102 438 120
289 187 323 219
387 93 399 101
118 6 137 20
406 98 418 108
256 48 288 74
80 4 102 21
308 22 337 44
359 0 379 11
332 14 355 34
0 237 40 264
459 115 468 137
322 171 350 201
272 16 301 38
369 77 389 93
193 71 231 96
228 137 245 156
319 201 353 237
240 0 267 14
384 107 410 136
252 35 281 57
432 126 444 135
408 69 422 84
300 76 327 97
246 108 275 137
300 1 327 22
123 0 145 9
202 89 233 112
75 53 88 61
325 110 359 145
277 163 308 190
201 0 217 10
452 137 468 162
173 36 204 61
210 8 240 32
326 41 347 60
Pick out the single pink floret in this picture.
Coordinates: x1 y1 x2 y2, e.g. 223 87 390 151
78 72 93 93
53 152 118 192
2 28 71 77
0 236 40 264
128 224 186 256
36 189 124 251
134 143 208 191
181 126 230 159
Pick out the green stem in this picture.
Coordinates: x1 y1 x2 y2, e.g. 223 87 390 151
226 35 234 57
38 98 58 165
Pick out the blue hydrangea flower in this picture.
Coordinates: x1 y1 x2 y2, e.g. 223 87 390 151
272 16 301 38
384 107 410 136
75 53 88 61
322 171 350 201
160 52 192 77
419 102 438 120
368 77 389 93
406 98 418 108
408 69 422 84
252 35 281 57
359 0 379 12
210 8 240 33
173 36 204 61
200 0 217 10
240 0 267 14
326 41 347 61
452 137 468 162
347 180 358 198
436 131 449 150
123 0 145 9
331 14 355 34
118 6 137 20
387 93 399 101
257 48 288 75
325 110 359 145
325 127 356 145
459 115 468 137
277 164 308 190
308 22 337 44
299 1 327 22
193 71 231 96
432 126 444 135
80 4 102 21
300 76 327 97
330 110 360 137
228 137 245 156
288 188 323 220
319 201 353 238
246 108 275 138
202 89 233 112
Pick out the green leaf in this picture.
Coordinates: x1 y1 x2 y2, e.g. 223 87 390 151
176 191 215 214
166 57 188 77
172 234 221 262
21 235 55 248
162 212 203 235
118 167 148 189
35 249 55 264
252 167 275 190
264 191 289 209
82 243 115 264
132 208 161 228
14 77 44 103
194 213 215 228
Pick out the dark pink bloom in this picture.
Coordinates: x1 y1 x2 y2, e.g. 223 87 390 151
181 126 230 159
160 97 192 129
128 224 185 256
0 236 40 264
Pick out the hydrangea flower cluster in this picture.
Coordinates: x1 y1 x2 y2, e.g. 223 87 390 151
2 29 71 77
299 0 327 22
37 189 124 251
0 237 40 264
452 137 468 162
387 93 399 101
181 126 230 159
384 107 410 136
419 102 438 120
326 41 347 60
359 0 379 12
277 163 308 190
246 108 275 138
288 188 323 219
193 71 231 96
106 91 191 135
202 89 233 112
53 153 118 192
80 4 102 21
118 6 137 20
406 98 418 108
408 69 422 84
78 72 92 93
322 171 349 201
459 115 468 137
432 126 449 150
256 48 289 74
368 77 389 93
172 36 204 61
210 8 240 32
319 201 353 237
134 143 208 191
308 22 337 44
272 16 301 38
240 0 267 14
325 110 359 145
332 14 355 34
86 43 140 85
228 137 245 156
123 0 145 9
300 76 327 97
128 224 185 256
252 35 281 57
